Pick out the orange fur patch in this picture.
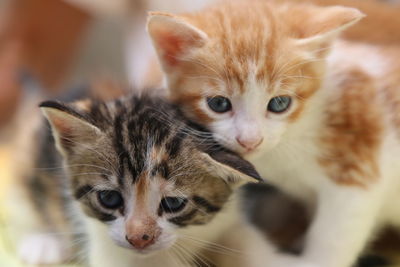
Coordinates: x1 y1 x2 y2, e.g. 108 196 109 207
319 69 383 188
286 61 323 122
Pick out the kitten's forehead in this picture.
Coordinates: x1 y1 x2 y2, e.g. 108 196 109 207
176 2 319 98
63 95 215 195
183 1 281 91
103 97 194 186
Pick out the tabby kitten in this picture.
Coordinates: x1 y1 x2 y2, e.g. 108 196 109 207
25 93 285 267
147 1 400 267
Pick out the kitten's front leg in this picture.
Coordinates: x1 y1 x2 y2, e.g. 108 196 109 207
283 179 384 267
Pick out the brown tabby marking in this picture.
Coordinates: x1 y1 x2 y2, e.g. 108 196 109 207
41 95 261 227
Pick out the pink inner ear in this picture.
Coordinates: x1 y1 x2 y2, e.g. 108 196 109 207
52 116 73 138
157 30 187 66
51 115 78 150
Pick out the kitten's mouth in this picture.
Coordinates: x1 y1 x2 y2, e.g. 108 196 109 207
240 146 266 160
127 243 159 256
239 146 259 155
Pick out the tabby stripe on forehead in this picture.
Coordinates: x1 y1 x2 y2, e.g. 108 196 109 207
165 130 185 158
94 102 113 128
74 185 93 200
192 196 221 213
152 160 169 179
114 111 138 184
114 111 125 180
127 120 145 180
146 113 170 147
168 209 198 227
132 97 145 114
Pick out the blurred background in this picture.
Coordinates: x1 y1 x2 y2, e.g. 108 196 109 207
0 0 399 266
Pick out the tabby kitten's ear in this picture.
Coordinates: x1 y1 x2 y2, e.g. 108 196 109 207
147 12 208 72
40 101 102 157
290 5 365 56
200 149 262 187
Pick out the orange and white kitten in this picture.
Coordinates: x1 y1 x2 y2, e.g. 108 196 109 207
147 1 400 267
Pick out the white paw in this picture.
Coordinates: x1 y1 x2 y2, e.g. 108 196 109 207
17 234 70 265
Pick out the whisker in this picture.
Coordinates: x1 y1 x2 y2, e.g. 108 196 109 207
179 234 246 257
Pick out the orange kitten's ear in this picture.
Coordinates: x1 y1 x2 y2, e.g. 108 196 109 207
40 101 102 157
147 12 208 71
292 5 365 55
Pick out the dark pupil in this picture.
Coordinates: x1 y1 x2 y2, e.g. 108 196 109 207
207 96 232 113
98 190 123 209
160 197 187 213
267 96 291 113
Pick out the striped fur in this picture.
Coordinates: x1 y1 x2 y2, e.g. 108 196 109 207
34 93 270 266
41 95 260 226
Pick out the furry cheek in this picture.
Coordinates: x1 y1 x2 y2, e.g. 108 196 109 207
108 218 131 249
208 118 239 150
149 219 177 251
260 121 285 151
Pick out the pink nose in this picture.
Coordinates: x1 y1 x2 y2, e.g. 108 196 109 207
236 137 264 151
126 233 155 250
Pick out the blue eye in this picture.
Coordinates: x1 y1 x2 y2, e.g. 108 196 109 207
98 190 123 209
207 96 232 113
160 197 187 213
267 96 292 113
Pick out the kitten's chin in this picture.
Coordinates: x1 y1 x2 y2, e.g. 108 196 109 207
241 148 265 161
229 143 264 158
